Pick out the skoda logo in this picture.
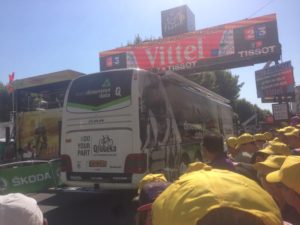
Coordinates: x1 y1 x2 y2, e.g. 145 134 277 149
0 177 8 192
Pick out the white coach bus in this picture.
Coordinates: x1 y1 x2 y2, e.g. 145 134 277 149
60 68 233 190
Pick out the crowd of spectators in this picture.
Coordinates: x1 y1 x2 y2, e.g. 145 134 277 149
134 119 300 225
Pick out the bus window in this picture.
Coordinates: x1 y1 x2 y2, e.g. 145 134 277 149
139 73 169 149
67 71 132 112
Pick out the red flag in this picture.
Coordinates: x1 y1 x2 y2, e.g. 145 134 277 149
7 72 15 93
9 72 14 83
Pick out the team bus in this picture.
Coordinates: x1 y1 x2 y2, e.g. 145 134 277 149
60 68 233 189
13 70 84 160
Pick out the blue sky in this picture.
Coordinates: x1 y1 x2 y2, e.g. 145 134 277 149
0 0 299 111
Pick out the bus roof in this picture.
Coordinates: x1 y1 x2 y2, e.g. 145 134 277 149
87 68 231 104
13 69 85 90
163 70 231 104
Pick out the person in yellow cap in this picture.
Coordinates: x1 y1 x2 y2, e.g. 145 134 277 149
234 133 258 163
284 128 300 155
225 136 239 160
152 168 283 225
136 181 170 225
264 131 274 141
134 173 169 225
276 126 296 145
251 140 290 166
257 141 291 157
266 156 300 222
254 155 287 209
137 173 167 194
254 133 267 150
133 173 168 206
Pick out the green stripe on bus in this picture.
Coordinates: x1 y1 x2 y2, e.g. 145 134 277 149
67 96 130 111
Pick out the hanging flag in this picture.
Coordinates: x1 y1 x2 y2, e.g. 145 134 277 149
9 72 15 83
6 72 15 93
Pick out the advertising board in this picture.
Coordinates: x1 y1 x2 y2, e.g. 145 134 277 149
0 160 61 194
100 14 281 73
291 86 300 115
161 5 195 38
17 109 61 160
255 61 295 102
272 103 289 121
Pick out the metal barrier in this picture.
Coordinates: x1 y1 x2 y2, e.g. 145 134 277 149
0 159 61 194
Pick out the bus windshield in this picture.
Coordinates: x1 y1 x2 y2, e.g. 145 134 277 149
67 70 132 112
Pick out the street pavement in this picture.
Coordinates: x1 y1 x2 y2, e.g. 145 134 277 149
30 190 137 225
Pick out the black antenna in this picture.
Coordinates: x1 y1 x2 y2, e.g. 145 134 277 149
248 0 277 19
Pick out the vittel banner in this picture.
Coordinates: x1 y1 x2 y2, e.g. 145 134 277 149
100 14 281 73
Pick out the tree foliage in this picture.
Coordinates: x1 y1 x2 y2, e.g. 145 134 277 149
233 98 271 123
186 70 244 104
126 34 156 46
0 82 12 122
233 98 256 123
186 71 271 123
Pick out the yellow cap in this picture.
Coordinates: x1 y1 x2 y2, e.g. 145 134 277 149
152 169 282 225
276 126 296 133
226 137 238 148
237 133 254 147
257 146 275 156
266 156 300 194
296 124 300 129
263 132 273 141
271 137 280 142
184 162 211 174
284 128 299 137
258 141 290 156
138 173 167 194
254 155 287 171
254 133 266 142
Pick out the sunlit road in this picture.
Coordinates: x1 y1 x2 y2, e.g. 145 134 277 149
30 190 137 225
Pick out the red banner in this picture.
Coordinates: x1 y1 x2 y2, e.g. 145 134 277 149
255 61 295 102
100 14 281 73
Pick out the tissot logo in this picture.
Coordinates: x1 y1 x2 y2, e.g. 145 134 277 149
238 45 276 58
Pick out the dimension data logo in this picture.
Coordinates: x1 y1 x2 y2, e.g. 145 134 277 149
102 79 111 88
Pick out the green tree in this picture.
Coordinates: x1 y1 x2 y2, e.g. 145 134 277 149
233 98 256 123
186 70 244 104
233 99 271 124
126 34 157 47
0 83 12 122
254 105 272 122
